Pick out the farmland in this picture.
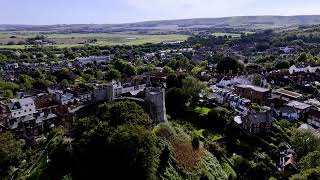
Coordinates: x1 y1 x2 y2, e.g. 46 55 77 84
211 32 242 38
211 31 255 38
0 33 189 49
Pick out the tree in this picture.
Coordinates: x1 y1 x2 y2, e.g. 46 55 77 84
182 76 207 99
108 125 158 179
0 54 7 62
0 132 24 177
64 51 76 59
206 107 229 130
97 101 151 127
46 128 73 179
3 90 14 98
297 52 308 62
291 129 320 158
123 63 137 77
95 71 104 80
192 136 200 149
55 68 77 83
290 167 320 180
299 151 320 170
72 124 158 180
246 63 262 72
105 69 121 81
19 75 34 90
274 60 290 69
158 146 170 174
163 66 175 75
166 88 189 118
47 51 57 60
33 79 53 90
0 81 19 92
113 60 127 73
216 57 244 73
166 74 179 89
113 60 137 78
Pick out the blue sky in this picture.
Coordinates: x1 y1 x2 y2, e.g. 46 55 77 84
1 0 320 24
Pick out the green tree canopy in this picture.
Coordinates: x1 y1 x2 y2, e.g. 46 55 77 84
299 151 320 170
290 167 320 180
274 60 290 69
19 74 35 90
97 101 151 127
105 69 122 81
0 132 24 177
163 66 175 75
216 57 244 73
182 76 207 98
291 129 320 158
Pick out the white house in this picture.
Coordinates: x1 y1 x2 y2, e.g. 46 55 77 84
289 65 320 74
8 98 37 119
76 56 112 65
217 75 253 88
48 89 79 105
280 47 294 54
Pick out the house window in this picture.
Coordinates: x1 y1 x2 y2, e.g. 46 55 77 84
24 110 27 112
30 109 32 112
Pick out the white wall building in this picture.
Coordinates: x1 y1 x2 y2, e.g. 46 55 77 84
76 56 112 65
289 65 320 74
9 98 37 119
217 75 253 88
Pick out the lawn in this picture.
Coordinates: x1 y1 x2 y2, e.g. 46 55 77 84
0 33 189 49
194 107 211 116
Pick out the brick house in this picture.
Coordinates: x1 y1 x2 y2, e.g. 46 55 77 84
235 84 271 105
241 111 273 134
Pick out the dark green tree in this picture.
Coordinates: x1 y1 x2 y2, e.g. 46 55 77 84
97 101 151 127
216 57 244 73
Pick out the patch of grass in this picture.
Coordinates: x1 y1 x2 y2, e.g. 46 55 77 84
155 122 228 179
194 129 205 138
208 134 224 141
0 45 35 49
194 107 210 116
221 159 237 179
0 33 189 49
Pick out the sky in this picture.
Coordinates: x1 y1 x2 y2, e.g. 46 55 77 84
1 0 320 25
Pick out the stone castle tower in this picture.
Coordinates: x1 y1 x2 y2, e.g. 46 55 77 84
145 87 167 123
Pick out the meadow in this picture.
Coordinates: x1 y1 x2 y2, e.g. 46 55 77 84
0 33 189 49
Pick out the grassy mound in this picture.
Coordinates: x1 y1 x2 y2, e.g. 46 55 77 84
154 122 228 180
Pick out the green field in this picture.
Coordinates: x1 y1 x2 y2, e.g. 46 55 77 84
211 32 242 38
211 32 256 38
0 33 189 49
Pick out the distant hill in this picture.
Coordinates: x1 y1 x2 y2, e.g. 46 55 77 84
1 15 320 34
